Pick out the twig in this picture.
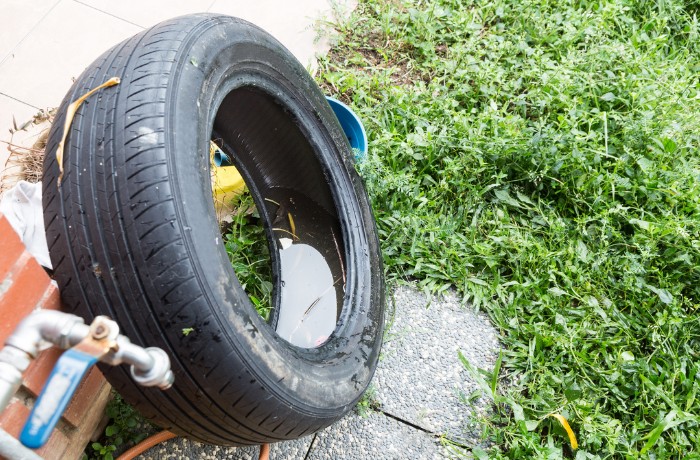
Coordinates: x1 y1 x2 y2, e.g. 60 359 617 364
0 140 45 154
331 228 346 284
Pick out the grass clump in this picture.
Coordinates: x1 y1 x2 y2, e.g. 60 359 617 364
223 192 273 320
319 0 700 457
355 385 381 418
85 393 154 460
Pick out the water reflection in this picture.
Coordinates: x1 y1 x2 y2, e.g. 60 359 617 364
275 242 337 347
266 188 345 349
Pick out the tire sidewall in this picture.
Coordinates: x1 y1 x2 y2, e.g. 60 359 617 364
158 17 383 412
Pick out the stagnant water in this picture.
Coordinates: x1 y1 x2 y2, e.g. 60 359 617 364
263 187 346 348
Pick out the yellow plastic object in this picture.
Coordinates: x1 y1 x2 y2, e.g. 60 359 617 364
548 413 578 450
210 142 245 216
57 77 120 186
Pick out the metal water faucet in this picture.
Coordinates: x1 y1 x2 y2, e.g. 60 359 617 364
0 310 174 459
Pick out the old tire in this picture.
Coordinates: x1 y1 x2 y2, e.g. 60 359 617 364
42 14 384 445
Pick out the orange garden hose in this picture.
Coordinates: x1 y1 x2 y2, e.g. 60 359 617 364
259 442 270 460
116 431 176 460
116 430 270 460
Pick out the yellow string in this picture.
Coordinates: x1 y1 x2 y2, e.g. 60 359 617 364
56 77 120 186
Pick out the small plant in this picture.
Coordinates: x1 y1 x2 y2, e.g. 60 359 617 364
355 385 380 417
86 442 115 460
223 191 273 320
181 327 194 336
84 392 154 460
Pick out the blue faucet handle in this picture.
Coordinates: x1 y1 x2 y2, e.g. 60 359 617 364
19 348 98 449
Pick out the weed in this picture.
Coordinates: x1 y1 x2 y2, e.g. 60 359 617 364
320 0 700 457
222 191 273 320
84 392 154 460
355 385 380 417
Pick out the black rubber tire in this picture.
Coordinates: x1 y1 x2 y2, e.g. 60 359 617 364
42 14 384 445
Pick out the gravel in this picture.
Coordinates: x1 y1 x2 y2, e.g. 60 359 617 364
139 283 500 458
373 285 500 446
139 436 313 459
307 411 449 460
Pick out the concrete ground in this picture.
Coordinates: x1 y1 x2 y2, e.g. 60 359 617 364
0 0 353 176
140 286 499 459
0 2 500 458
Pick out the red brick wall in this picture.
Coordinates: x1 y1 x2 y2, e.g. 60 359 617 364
0 214 111 460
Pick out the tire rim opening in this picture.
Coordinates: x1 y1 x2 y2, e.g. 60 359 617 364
210 86 346 349
211 153 274 322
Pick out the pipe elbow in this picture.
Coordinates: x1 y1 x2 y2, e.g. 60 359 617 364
4 310 86 357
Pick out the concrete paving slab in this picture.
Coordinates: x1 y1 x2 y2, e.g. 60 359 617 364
138 435 313 460
77 0 214 28
0 0 60 65
0 0 353 142
0 0 141 109
0 95 41 183
308 411 450 460
207 0 355 71
131 286 497 459
373 286 500 443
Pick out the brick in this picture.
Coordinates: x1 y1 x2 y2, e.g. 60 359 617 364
0 399 28 437
37 281 62 312
14 284 63 396
35 425 70 460
0 212 54 336
0 215 25 280
1 366 112 460
0 253 52 345
62 382 112 460
62 366 108 428
0 250 51 302
0 400 69 460
21 346 63 397
0 213 110 460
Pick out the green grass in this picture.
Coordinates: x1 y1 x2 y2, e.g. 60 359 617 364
317 0 700 457
222 191 274 320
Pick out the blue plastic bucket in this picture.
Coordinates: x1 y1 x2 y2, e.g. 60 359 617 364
325 96 368 161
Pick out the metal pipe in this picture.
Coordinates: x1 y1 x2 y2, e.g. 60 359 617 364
0 346 33 415
102 338 173 389
0 427 43 460
106 337 154 371
131 348 174 389
0 310 174 459
0 311 88 416
4 310 173 389
4 310 86 357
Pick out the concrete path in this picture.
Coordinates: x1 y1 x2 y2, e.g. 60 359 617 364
142 286 499 459
0 0 354 176
0 2 501 458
